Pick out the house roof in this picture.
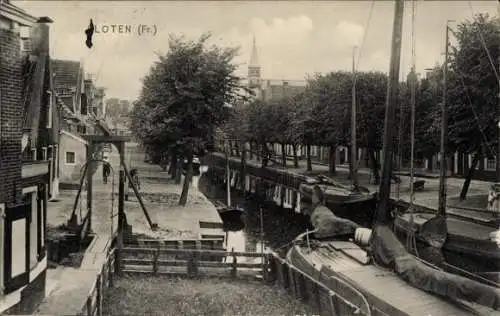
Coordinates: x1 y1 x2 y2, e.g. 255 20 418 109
52 59 81 91
22 56 38 129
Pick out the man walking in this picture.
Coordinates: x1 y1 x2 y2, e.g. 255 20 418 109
102 156 111 184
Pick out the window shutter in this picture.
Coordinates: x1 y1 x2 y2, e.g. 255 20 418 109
3 203 30 294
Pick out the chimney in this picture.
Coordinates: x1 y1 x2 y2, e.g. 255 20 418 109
31 16 53 55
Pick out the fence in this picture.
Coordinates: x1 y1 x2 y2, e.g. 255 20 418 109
79 248 116 316
119 246 266 279
117 246 376 316
266 254 375 316
126 238 225 251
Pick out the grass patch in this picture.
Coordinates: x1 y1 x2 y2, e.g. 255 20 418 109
103 275 311 316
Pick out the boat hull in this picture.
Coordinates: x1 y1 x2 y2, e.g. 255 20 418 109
394 213 500 269
287 233 485 316
217 207 244 221
299 184 376 227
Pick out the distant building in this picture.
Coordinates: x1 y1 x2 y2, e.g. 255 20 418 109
52 59 112 187
246 37 307 102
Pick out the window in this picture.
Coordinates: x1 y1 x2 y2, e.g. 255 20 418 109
65 151 76 164
3 203 30 294
77 125 87 134
486 157 496 171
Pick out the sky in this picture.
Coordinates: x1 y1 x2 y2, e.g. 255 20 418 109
12 0 499 101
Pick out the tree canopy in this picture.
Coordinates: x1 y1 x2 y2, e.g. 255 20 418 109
218 14 500 165
130 33 248 204
131 14 500 184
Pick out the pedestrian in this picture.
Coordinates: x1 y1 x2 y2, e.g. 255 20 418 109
102 157 111 184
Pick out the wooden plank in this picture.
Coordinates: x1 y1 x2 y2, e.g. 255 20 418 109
122 247 265 258
122 258 263 269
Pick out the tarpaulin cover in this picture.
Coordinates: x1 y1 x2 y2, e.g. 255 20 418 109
310 205 359 238
371 225 500 310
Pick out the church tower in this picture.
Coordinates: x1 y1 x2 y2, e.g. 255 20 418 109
248 36 261 89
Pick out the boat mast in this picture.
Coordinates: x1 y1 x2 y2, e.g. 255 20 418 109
376 0 405 224
497 0 500 186
438 22 452 217
351 46 359 190
226 140 231 207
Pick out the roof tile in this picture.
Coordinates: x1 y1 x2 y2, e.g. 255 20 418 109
52 59 81 91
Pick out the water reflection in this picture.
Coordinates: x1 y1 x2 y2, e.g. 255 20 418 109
198 171 312 260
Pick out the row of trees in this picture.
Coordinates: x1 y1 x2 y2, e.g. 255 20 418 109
130 34 249 205
130 14 500 204
220 14 500 187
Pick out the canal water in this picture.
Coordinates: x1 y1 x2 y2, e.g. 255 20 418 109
197 171 312 259
197 167 497 277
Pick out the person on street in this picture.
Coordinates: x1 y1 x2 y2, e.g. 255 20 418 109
102 157 111 184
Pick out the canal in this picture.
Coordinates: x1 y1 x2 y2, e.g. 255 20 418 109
196 165 498 281
198 171 313 259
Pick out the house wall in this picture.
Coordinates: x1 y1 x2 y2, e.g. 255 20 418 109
0 20 24 207
58 131 87 185
0 14 48 314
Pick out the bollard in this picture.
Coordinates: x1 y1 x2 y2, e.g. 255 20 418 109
230 248 237 279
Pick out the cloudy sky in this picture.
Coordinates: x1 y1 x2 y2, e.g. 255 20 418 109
13 1 498 101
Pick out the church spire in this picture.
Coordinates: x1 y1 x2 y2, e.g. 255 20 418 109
249 35 260 67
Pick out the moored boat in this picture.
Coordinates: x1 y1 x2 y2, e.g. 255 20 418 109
287 228 498 315
394 210 500 270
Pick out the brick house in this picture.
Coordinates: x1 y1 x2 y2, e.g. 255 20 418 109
52 60 111 188
0 1 56 313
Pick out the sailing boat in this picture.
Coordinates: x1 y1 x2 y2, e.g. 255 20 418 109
393 20 500 272
298 47 376 223
287 1 500 314
216 145 244 220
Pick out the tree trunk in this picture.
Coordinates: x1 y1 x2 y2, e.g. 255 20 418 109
369 149 380 185
228 141 233 157
293 144 299 168
460 151 481 201
347 145 353 180
240 143 247 193
175 155 183 184
329 144 337 174
179 149 193 206
281 143 287 168
249 142 253 160
235 141 240 157
169 148 177 178
306 145 312 171
261 141 270 168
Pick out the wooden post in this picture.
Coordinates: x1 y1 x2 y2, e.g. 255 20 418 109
86 296 92 316
288 267 296 297
329 291 339 316
230 248 237 279
314 282 321 314
108 253 114 287
187 252 199 277
96 274 102 316
153 248 159 275
86 143 94 231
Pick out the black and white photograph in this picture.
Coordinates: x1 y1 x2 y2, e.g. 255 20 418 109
0 0 500 315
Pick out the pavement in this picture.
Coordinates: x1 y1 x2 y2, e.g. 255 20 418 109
36 144 223 315
220 153 499 222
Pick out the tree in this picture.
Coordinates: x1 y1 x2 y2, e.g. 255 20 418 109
131 33 248 205
446 14 500 199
